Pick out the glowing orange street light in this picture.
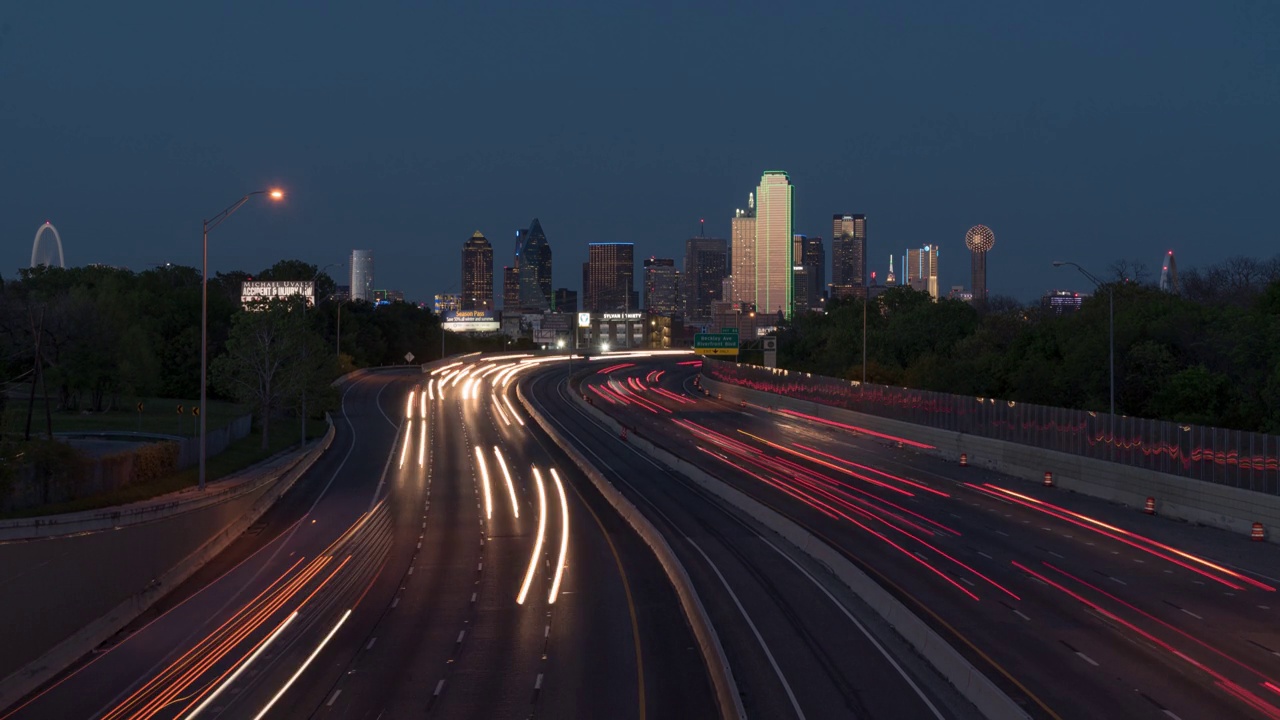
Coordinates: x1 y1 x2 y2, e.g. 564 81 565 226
198 186 286 491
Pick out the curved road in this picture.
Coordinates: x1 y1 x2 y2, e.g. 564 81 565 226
3 364 714 720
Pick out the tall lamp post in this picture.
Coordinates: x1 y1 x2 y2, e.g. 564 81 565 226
1053 261 1115 418
200 188 284 491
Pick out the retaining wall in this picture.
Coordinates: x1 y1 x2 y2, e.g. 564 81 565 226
0 420 336 712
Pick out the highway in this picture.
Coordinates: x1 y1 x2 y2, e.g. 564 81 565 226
2 364 714 720
559 357 1280 720
524 357 981 720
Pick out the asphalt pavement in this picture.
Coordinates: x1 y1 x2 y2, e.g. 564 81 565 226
568 357 1280 720
2 362 716 720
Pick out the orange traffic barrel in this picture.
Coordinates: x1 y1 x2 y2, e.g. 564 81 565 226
1043 471 1054 487
1253 523 1266 542
1144 497 1156 515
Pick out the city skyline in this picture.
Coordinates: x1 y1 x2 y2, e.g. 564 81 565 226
6 4 1276 304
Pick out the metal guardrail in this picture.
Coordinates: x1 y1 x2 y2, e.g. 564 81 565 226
704 359 1280 495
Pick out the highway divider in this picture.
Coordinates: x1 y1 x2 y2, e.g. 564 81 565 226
0 419 337 713
516 381 748 720
572 380 1032 720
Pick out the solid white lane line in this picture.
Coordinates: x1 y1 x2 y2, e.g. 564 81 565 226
326 689 342 707
253 609 352 720
517 468 548 604
684 538 808 719
548 468 570 604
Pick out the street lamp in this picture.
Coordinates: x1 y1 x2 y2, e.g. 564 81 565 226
1053 261 1115 417
200 188 285 491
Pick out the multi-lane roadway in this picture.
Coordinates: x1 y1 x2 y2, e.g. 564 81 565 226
3 363 714 720
554 357 1280 720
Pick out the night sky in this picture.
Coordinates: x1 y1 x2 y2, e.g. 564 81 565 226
3 1 1277 302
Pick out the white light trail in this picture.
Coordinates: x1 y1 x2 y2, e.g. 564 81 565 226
474 446 493 520
405 390 416 419
548 469 570 604
517 467 547 605
430 360 462 375
398 423 412 469
494 446 518 518
187 612 298 718
252 609 352 720
418 418 427 468
463 377 476 399
493 398 511 426
428 378 435 400
502 395 525 426
419 388 427 418
451 365 470 387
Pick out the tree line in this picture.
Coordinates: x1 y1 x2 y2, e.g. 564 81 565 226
0 260 456 449
777 255 1280 433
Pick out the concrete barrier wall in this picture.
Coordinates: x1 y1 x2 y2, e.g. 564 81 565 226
516 381 747 720
0 420 337 711
704 376 1280 543
571 383 1030 720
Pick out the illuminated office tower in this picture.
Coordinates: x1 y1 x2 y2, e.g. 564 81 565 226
730 195 756 306
831 213 867 287
643 257 681 316
350 249 374 302
906 244 940 300
460 231 494 311
502 266 519 312
754 171 794 318
584 242 635 312
792 234 824 313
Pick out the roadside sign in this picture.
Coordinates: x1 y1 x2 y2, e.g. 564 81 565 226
177 404 183 414
404 352 416 363
136 402 144 412
762 337 777 350
193 406 200 417
694 332 740 356
720 327 739 335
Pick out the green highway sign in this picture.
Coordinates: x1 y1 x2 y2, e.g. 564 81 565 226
694 332 740 356
720 327 739 335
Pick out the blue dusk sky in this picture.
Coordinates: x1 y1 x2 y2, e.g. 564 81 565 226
2 0 1277 302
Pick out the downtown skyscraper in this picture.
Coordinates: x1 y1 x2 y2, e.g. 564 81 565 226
683 235 728 322
460 232 494 311
350 249 374 302
643 257 681 316
755 171 794 318
730 196 756 307
832 213 867 289
583 243 636 313
515 218 552 312
907 244 940 300
792 234 825 313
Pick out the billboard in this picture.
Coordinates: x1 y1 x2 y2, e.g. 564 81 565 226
443 310 500 333
241 281 315 308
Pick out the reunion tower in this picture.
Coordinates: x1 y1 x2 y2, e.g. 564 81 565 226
965 225 995 302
